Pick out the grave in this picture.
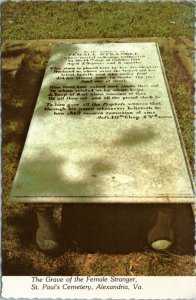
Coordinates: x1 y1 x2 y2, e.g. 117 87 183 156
10 43 195 204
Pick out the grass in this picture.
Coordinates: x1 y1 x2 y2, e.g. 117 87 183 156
161 53 194 168
2 2 195 40
1 2 195 276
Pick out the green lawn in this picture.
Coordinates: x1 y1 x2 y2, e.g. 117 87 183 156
2 2 195 40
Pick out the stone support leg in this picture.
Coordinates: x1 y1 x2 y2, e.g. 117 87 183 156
148 205 174 250
35 205 59 252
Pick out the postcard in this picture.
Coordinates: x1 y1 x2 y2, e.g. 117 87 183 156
1 1 195 299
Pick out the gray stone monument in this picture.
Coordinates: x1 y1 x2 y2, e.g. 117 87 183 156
10 43 195 251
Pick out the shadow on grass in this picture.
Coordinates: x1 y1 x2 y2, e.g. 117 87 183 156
2 45 29 58
2 207 77 275
2 47 48 147
2 249 76 276
2 251 34 276
5 208 37 247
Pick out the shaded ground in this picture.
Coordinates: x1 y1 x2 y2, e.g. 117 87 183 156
2 37 195 276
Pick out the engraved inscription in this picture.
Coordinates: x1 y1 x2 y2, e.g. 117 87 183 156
43 48 172 120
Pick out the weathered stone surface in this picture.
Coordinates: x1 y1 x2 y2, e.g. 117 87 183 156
10 42 195 203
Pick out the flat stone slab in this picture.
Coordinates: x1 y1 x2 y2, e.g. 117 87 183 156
10 42 195 203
